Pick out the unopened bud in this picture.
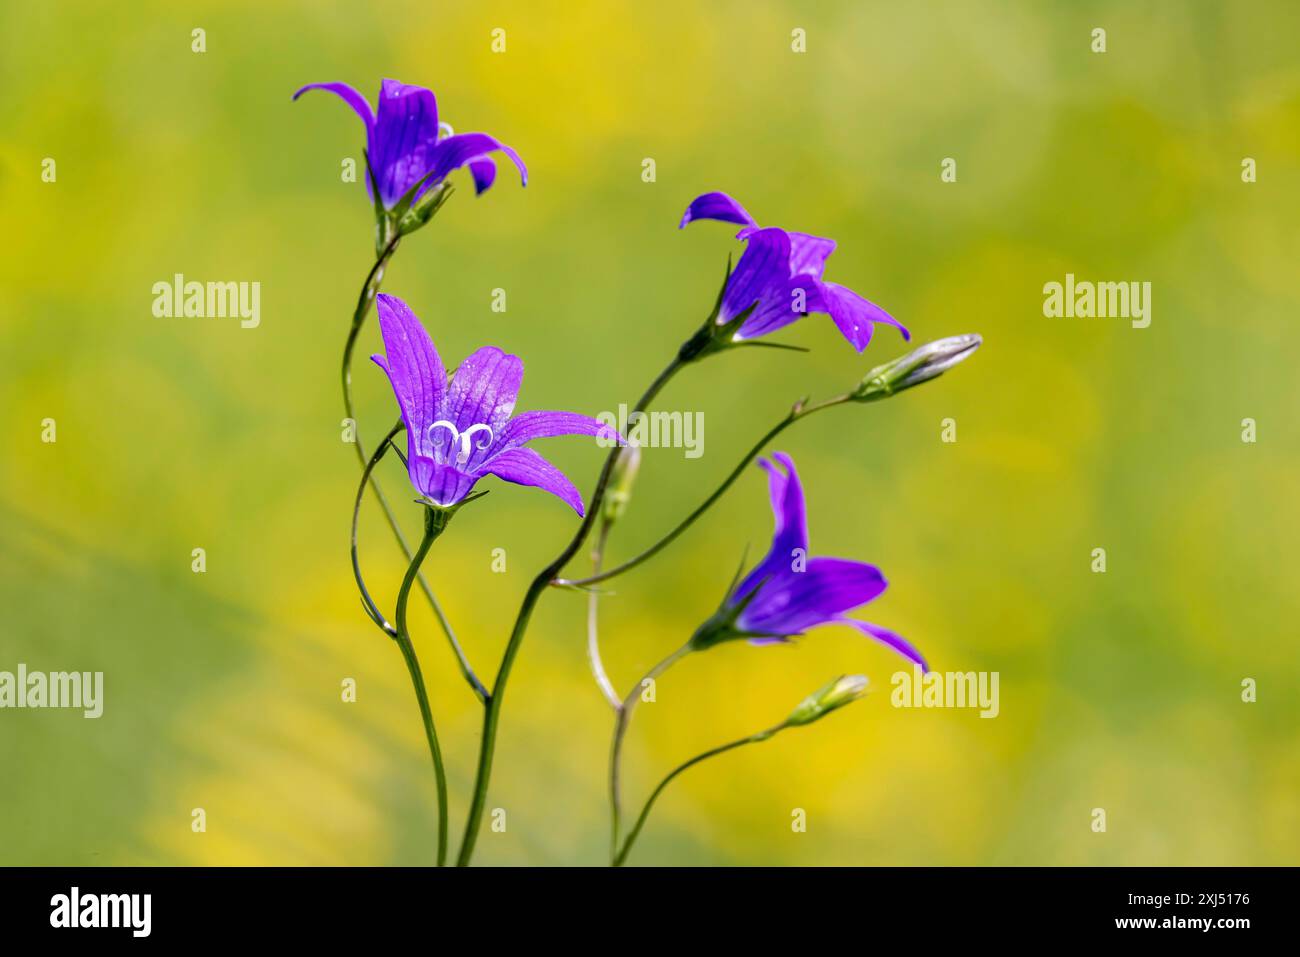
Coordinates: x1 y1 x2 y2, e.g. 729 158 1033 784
602 444 642 524
785 675 869 727
854 334 981 401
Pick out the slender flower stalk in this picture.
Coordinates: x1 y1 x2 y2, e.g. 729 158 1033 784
613 675 871 866
350 420 405 637
555 334 984 591
456 343 699 866
350 427 459 865
613 725 780 867
556 401 825 590
586 445 642 709
394 506 452 867
607 642 692 861
586 522 620 710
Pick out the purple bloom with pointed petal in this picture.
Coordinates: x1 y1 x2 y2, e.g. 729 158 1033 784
693 452 927 670
680 192 909 353
293 78 527 206
370 294 616 514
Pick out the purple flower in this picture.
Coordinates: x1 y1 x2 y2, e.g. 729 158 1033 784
293 78 527 207
371 294 615 514
691 452 927 670
680 192 909 353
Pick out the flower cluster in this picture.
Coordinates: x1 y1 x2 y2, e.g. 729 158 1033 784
300 75 980 867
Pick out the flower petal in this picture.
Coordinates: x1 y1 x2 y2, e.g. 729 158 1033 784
370 294 447 463
842 619 928 672
738 557 887 636
428 132 528 187
409 457 480 507
371 79 440 206
721 227 792 325
734 282 807 341
480 446 586 515
468 156 497 195
292 81 376 134
787 231 836 277
444 346 524 443
817 281 910 353
734 453 809 600
493 410 621 453
679 191 758 230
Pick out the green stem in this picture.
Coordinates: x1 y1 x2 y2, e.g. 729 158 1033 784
608 643 691 863
394 506 451 866
556 393 855 589
613 723 786 867
456 341 702 866
586 521 620 710
350 419 405 637
343 237 488 703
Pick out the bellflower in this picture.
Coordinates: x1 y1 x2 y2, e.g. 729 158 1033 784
689 452 927 670
371 294 616 515
680 192 909 353
293 78 527 207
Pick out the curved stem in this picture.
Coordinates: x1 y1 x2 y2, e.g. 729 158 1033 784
613 723 785 867
608 643 691 862
351 419 405 637
343 237 488 703
456 345 698 866
586 521 620 710
394 506 450 866
556 393 854 589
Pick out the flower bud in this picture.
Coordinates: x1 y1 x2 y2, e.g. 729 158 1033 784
785 675 869 727
602 444 642 524
853 334 981 401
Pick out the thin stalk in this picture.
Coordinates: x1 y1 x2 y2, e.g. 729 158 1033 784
456 341 700 866
394 506 451 866
350 419 405 637
613 722 786 867
343 236 487 703
608 643 692 862
555 393 855 589
586 521 620 710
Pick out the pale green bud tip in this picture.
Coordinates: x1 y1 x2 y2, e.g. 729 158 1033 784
602 444 642 523
854 333 982 400
785 674 869 727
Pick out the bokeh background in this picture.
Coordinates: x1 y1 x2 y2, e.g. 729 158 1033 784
2 0 1297 866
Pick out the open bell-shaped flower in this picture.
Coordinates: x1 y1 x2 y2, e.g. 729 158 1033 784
688 452 927 671
680 192 909 353
371 294 618 515
293 77 527 210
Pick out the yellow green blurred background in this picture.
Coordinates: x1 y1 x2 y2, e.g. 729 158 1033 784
2 0 1298 866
